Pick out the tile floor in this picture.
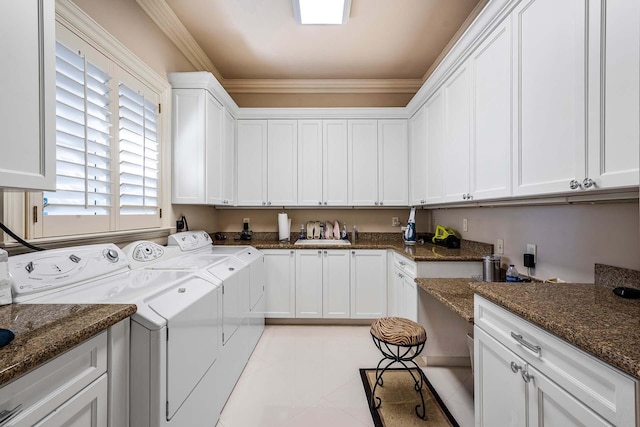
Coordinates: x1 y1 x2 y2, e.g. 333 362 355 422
216 325 474 427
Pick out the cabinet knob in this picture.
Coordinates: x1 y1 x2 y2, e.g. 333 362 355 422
379 201 383 206
468 194 473 200
290 250 294 254
569 180 582 190
268 201 272 206
318 201 322 205
318 250 322 255
324 202 327 205
510 361 521 373
521 370 533 383
262 201 266 206
323 250 327 255
374 201 379 206
463 194 467 200
351 251 355 255
582 178 596 189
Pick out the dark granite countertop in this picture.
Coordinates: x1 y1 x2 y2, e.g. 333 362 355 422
415 278 476 322
215 237 490 262
472 282 640 380
0 304 136 387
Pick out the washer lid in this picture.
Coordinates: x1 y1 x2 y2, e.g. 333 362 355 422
148 277 219 420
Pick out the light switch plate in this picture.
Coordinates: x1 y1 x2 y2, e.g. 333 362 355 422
496 239 504 254
463 218 468 232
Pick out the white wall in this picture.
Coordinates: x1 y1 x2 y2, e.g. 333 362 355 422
432 201 640 283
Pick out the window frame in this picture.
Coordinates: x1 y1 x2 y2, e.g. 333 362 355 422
23 0 171 241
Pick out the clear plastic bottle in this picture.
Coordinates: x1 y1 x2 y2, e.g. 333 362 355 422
299 224 306 240
352 225 358 242
506 264 520 283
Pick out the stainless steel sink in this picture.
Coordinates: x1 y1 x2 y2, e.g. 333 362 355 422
294 239 351 246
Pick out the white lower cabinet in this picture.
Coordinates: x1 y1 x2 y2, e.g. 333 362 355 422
295 250 350 318
475 296 639 427
263 249 296 318
350 250 387 319
0 331 111 427
388 253 418 321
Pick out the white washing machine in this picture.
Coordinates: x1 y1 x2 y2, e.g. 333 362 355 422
123 231 266 408
9 244 222 427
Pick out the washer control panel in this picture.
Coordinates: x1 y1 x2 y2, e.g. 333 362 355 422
167 231 212 252
128 242 165 262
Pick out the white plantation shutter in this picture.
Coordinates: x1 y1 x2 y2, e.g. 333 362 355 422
118 83 159 215
44 41 112 216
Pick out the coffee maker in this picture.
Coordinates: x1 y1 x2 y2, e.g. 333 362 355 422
240 221 252 241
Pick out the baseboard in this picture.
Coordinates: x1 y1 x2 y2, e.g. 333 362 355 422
265 318 374 326
424 356 472 367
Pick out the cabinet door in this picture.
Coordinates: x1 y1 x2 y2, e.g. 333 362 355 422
263 250 295 318
323 120 349 206
443 64 472 203
389 267 404 317
221 108 235 205
323 250 350 318
527 365 612 427
0 0 55 191
298 120 323 206
425 91 445 204
33 375 108 427
267 120 298 206
474 327 527 427
350 250 387 319
470 19 512 200
512 0 587 196
409 106 428 205
378 120 409 206
402 275 418 322
205 93 224 205
295 250 323 318
348 120 379 206
236 120 267 206
588 0 640 189
172 89 206 204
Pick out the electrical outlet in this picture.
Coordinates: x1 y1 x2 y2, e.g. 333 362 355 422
527 243 537 258
243 218 250 224
463 218 468 232
392 217 400 227
496 239 504 254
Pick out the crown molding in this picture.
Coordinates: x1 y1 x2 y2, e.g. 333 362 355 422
223 78 423 94
134 0 225 82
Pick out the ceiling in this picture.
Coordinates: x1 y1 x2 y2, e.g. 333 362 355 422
137 0 486 107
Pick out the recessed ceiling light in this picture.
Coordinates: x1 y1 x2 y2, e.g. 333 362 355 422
292 0 352 25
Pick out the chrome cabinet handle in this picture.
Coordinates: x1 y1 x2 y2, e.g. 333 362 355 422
569 180 582 190
521 370 533 383
582 178 596 189
399 261 405 266
511 332 541 355
0 404 23 426
510 362 521 373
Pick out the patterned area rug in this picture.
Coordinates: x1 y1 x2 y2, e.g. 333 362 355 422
359 368 459 427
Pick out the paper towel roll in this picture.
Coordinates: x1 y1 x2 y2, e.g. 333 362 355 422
278 213 290 241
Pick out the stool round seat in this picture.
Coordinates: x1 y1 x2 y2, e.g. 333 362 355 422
370 317 426 346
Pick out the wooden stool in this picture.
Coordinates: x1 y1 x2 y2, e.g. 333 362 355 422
370 317 428 419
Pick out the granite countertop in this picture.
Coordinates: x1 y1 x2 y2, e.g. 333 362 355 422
472 282 640 380
0 303 136 387
215 238 490 262
415 278 476 322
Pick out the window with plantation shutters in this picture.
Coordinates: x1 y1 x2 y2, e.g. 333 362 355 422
118 83 159 216
44 41 112 216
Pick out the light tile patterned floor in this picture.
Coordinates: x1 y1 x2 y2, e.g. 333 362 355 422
216 325 474 427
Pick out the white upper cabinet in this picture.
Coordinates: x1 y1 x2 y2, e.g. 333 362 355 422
171 88 227 205
172 89 206 204
236 120 268 206
442 64 472 203
470 19 512 200
425 91 446 204
348 119 408 206
378 120 409 206
512 0 587 196
221 109 235 205
0 0 55 191
587 0 639 190
348 120 379 205
205 94 224 205
409 106 428 206
297 120 323 206
323 120 349 206
267 120 298 206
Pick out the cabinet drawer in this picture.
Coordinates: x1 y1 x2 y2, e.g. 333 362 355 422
393 253 416 278
0 332 107 426
475 296 638 426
